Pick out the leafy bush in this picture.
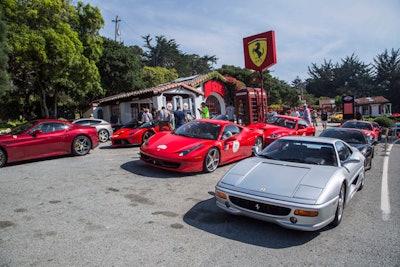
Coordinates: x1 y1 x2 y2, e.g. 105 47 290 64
374 116 395 128
0 120 26 132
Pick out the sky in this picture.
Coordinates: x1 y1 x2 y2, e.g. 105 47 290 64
78 0 400 84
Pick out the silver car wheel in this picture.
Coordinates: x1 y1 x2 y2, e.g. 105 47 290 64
254 137 263 154
358 169 365 191
98 129 109 142
72 135 91 156
331 183 345 227
203 148 220 173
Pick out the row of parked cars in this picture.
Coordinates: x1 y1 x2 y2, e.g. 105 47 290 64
0 115 385 231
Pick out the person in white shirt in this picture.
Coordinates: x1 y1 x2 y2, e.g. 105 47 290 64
302 104 312 125
158 106 170 131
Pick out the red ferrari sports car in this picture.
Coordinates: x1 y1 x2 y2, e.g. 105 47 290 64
247 115 316 146
340 120 378 141
0 119 99 167
110 120 169 147
140 119 264 173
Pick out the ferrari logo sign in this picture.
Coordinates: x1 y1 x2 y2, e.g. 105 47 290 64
243 30 277 72
248 38 267 67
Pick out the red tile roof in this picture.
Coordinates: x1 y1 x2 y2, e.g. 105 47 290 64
356 96 390 105
92 73 223 104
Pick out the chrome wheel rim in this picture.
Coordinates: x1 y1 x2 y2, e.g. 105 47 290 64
254 137 263 153
205 149 220 172
98 130 109 142
74 137 90 155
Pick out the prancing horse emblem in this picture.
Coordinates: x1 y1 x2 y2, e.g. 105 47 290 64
248 38 267 67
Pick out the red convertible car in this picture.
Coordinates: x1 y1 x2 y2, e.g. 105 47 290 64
0 119 99 167
248 115 316 146
110 120 169 147
140 119 264 173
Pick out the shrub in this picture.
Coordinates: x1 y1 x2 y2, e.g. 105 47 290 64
374 116 395 128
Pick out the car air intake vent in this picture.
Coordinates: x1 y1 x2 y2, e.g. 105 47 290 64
229 196 291 216
140 153 180 169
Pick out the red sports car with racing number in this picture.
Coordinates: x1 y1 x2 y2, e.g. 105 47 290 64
140 119 264 173
247 115 316 146
110 120 168 147
0 119 99 167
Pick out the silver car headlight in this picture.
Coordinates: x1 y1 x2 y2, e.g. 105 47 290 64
360 147 368 155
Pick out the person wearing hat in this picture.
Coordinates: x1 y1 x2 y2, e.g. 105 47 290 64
302 104 312 125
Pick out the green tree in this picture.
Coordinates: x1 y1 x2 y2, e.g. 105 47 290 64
3 0 104 119
334 54 374 97
140 66 178 88
0 10 8 97
142 34 217 77
98 38 144 96
374 48 400 112
306 60 337 97
306 55 374 99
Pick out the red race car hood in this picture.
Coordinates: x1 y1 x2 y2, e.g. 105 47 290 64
146 132 210 153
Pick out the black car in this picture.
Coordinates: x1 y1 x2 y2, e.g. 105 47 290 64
320 127 376 170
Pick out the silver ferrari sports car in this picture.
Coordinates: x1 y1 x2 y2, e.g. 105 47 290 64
215 136 366 231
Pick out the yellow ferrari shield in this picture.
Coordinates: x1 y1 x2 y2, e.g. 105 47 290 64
248 38 267 67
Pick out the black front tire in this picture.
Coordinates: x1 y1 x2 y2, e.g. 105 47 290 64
142 130 154 144
331 183 345 227
72 135 92 156
0 148 7 168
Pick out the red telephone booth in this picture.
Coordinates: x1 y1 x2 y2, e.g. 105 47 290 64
235 87 267 125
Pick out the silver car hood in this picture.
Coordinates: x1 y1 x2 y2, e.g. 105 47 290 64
220 157 338 203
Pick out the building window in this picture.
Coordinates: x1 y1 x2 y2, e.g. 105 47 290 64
361 106 369 115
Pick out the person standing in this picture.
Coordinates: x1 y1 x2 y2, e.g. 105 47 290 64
290 107 300 118
226 101 235 122
321 108 328 130
174 106 187 129
302 104 312 125
158 106 170 131
198 102 209 119
142 108 153 123
311 109 318 127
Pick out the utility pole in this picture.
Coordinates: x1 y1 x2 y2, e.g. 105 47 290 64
112 16 121 42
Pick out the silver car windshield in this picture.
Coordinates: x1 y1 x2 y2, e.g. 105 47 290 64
259 139 337 166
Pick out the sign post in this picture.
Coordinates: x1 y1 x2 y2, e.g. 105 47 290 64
243 30 277 122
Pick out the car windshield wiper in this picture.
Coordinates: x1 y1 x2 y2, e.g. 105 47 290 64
283 158 308 163
259 155 275 159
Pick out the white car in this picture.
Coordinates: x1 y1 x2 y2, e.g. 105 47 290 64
73 118 113 143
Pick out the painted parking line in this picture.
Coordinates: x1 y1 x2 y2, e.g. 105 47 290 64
381 144 392 221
